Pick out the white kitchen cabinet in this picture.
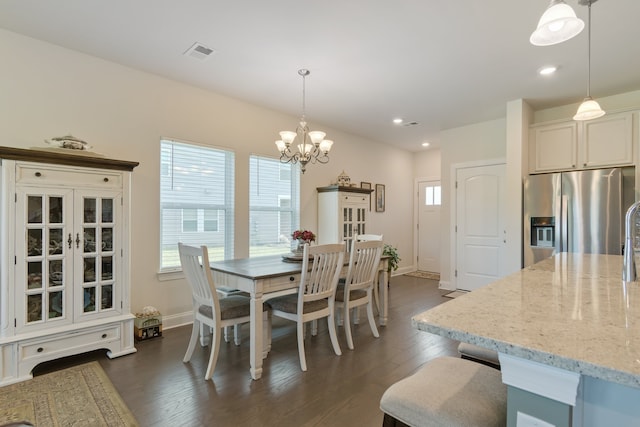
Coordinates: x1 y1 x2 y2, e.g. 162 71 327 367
0 146 138 386
529 121 578 173
582 112 634 168
529 112 634 174
317 185 373 250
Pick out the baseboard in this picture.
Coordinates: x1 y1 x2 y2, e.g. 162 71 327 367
438 280 454 291
162 311 193 330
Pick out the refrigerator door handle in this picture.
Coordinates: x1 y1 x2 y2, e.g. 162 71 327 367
560 194 568 252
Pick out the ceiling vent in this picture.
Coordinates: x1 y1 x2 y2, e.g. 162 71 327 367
403 121 419 127
184 42 216 61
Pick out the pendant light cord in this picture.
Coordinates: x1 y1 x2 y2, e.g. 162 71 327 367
586 0 592 98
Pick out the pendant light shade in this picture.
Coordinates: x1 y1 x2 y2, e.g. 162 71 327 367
573 97 605 121
530 0 585 46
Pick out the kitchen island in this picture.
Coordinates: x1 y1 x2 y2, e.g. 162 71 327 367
414 253 640 427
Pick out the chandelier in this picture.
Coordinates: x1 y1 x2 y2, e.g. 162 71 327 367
275 69 333 174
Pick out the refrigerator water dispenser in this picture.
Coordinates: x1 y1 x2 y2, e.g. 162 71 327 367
531 217 555 248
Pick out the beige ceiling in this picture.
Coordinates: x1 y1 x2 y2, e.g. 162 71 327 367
1 0 638 151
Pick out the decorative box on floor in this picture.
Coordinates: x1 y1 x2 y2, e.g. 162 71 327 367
134 307 163 341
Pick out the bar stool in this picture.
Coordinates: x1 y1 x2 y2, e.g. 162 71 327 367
380 356 507 427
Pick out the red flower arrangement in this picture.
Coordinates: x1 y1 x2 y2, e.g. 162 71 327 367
292 229 316 243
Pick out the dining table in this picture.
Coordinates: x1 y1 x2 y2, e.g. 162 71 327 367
209 254 389 380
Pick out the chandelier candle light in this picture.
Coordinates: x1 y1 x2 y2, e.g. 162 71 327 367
275 69 334 174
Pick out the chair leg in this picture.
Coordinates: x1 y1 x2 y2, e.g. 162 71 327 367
224 326 230 343
183 318 200 362
311 319 318 336
234 324 241 346
352 307 360 325
366 298 380 338
297 320 307 371
200 322 210 347
204 326 221 381
328 308 342 356
344 304 355 350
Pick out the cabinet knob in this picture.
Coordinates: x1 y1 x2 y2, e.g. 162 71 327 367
35 172 42 177
289 276 295 281
37 347 44 353
103 177 109 182
101 333 108 339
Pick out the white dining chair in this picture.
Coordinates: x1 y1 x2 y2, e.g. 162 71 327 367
356 234 383 313
266 243 345 371
335 238 383 349
178 243 269 380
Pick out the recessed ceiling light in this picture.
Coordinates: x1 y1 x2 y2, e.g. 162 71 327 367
421 142 430 147
538 66 558 76
393 118 403 125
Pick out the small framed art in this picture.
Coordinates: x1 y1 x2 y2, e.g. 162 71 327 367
375 184 385 212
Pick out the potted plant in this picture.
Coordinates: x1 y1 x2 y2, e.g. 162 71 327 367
383 243 400 274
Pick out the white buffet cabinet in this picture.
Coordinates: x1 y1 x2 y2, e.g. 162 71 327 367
317 185 373 250
0 146 138 386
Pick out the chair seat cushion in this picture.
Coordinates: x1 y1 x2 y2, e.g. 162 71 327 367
198 295 264 320
266 294 328 314
335 284 367 302
380 356 507 427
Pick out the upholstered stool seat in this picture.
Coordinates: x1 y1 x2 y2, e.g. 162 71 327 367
458 342 501 369
380 356 507 427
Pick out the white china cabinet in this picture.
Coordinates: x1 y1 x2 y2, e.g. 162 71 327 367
317 185 373 250
0 146 138 386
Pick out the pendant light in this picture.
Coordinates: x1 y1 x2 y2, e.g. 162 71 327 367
573 0 605 121
530 0 584 46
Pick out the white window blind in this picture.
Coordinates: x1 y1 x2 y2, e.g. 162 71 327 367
160 139 235 270
249 156 299 257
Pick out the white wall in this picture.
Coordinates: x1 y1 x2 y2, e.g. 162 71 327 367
414 148 441 178
0 29 415 325
439 118 507 288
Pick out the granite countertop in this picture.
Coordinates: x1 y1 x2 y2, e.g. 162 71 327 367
413 253 640 389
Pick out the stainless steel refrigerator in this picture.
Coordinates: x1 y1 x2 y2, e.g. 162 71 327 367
523 167 635 267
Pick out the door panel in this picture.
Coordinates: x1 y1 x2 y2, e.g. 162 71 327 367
456 164 506 291
418 180 441 272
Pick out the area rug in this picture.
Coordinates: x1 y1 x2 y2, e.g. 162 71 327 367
404 271 440 280
0 361 138 426
444 290 467 299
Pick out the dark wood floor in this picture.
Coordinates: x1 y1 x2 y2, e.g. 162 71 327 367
34 275 459 427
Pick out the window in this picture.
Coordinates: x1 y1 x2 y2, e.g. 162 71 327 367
160 139 235 271
249 156 299 257
425 184 441 206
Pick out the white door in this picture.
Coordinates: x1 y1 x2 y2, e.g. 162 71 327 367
418 180 441 272
455 164 506 291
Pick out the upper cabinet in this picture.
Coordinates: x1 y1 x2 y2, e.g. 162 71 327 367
529 112 634 174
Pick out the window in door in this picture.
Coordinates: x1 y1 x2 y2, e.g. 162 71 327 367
425 185 441 206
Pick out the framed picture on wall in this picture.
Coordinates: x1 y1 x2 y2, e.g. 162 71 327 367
361 182 372 210
375 184 385 212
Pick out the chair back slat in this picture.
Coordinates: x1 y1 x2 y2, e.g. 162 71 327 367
178 243 221 321
345 239 384 292
300 243 345 303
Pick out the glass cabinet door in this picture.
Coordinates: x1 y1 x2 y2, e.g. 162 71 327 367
17 189 73 329
76 191 120 319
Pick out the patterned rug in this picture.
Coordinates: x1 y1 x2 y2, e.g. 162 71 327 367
404 271 440 280
0 361 138 426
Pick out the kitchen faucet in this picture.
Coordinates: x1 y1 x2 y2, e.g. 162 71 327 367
623 200 640 282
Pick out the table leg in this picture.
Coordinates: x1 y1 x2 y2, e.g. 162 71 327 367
250 292 264 380
378 269 389 326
